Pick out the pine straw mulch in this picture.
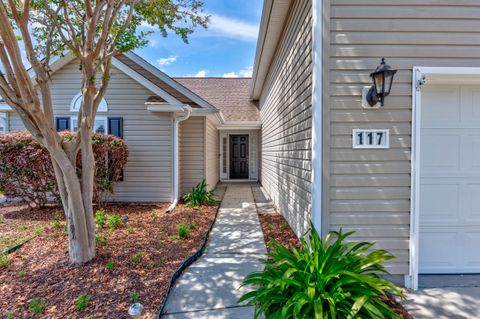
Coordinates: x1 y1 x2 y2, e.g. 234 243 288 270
257 211 412 319
0 202 217 318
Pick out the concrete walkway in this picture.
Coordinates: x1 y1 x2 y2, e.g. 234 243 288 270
162 184 267 318
404 275 480 319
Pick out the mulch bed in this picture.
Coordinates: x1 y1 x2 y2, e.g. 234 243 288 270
257 212 301 251
257 211 412 319
0 202 217 318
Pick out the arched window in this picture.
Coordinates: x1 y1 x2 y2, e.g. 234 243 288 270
70 92 108 112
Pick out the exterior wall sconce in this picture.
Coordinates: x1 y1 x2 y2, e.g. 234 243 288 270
366 58 398 107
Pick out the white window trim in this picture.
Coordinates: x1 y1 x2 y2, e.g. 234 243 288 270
408 66 480 291
70 92 108 113
70 116 108 133
0 113 6 133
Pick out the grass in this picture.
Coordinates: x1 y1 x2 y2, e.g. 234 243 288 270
0 254 9 268
34 226 43 236
131 251 145 264
178 222 190 239
28 298 47 315
107 213 122 230
50 212 63 229
75 294 90 311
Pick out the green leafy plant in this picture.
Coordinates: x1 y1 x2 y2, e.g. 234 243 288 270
6 312 14 319
239 226 404 319
182 180 215 207
189 222 197 230
107 213 122 230
75 294 90 311
28 298 47 315
131 251 145 264
95 233 109 246
105 260 114 271
18 269 26 277
95 209 107 229
34 226 43 236
50 212 63 229
178 222 190 239
0 254 9 268
127 226 134 234
130 291 139 302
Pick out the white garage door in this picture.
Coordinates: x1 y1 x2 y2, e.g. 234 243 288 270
419 85 480 274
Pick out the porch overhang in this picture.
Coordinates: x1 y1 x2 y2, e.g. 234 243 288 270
217 121 262 131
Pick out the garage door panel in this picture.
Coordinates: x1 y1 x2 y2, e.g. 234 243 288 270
466 184 480 222
464 135 480 171
421 135 460 173
419 231 460 273
422 86 460 126
463 232 480 270
420 184 459 223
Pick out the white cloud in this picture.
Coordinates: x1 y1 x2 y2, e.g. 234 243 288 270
222 66 253 78
157 55 178 66
149 39 159 48
208 13 259 41
195 70 208 78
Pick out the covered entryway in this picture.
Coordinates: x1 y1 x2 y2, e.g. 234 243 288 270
219 130 259 182
418 84 480 274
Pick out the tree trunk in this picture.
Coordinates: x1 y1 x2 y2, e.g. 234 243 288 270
50 145 96 263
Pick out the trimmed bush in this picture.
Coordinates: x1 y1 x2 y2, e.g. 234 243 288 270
239 226 404 319
0 131 128 207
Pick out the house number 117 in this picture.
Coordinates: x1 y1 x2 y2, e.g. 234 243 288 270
352 129 389 149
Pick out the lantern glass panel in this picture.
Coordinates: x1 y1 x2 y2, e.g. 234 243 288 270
374 72 385 95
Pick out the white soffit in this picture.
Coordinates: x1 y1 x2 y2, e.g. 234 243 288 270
250 0 291 100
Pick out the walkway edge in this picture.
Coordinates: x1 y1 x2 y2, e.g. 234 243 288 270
156 203 221 319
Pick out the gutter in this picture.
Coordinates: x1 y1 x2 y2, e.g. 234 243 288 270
167 106 192 212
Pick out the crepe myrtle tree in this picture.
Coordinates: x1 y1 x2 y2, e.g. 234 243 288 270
0 0 208 263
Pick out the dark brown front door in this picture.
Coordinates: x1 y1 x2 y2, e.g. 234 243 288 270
230 135 249 179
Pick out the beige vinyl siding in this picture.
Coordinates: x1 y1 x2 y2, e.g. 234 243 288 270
8 60 173 202
259 0 313 237
205 117 219 191
179 117 205 195
329 0 480 274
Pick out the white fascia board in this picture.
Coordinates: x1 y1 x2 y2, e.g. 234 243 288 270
0 104 12 112
112 57 180 105
250 0 291 100
147 104 187 112
311 0 323 236
125 52 217 111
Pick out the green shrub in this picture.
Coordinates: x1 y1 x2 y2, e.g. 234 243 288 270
6 312 14 319
50 212 63 229
182 180 215 207
18 269 26 277
130 291 139 302
239 226 403 319
131 251 144 264
127 226 134 234
95 233 109 246
28 298 46 315
105 260 114 270
75 294 90 311
107 213 122 230
34 226 43 236
178 222 190 239
95 209 107 229
0 254 9 268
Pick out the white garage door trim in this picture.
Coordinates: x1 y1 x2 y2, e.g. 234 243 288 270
409 67 480 291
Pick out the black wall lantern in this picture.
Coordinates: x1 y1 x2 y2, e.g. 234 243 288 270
366 58 397 107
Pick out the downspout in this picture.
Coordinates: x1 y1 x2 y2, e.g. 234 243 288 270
167 106 191 212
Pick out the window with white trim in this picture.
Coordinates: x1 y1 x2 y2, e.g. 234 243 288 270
71 116 108 134
0 113 6 133
70 93 108 112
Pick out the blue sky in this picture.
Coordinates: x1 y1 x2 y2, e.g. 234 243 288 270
135 1 263 78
